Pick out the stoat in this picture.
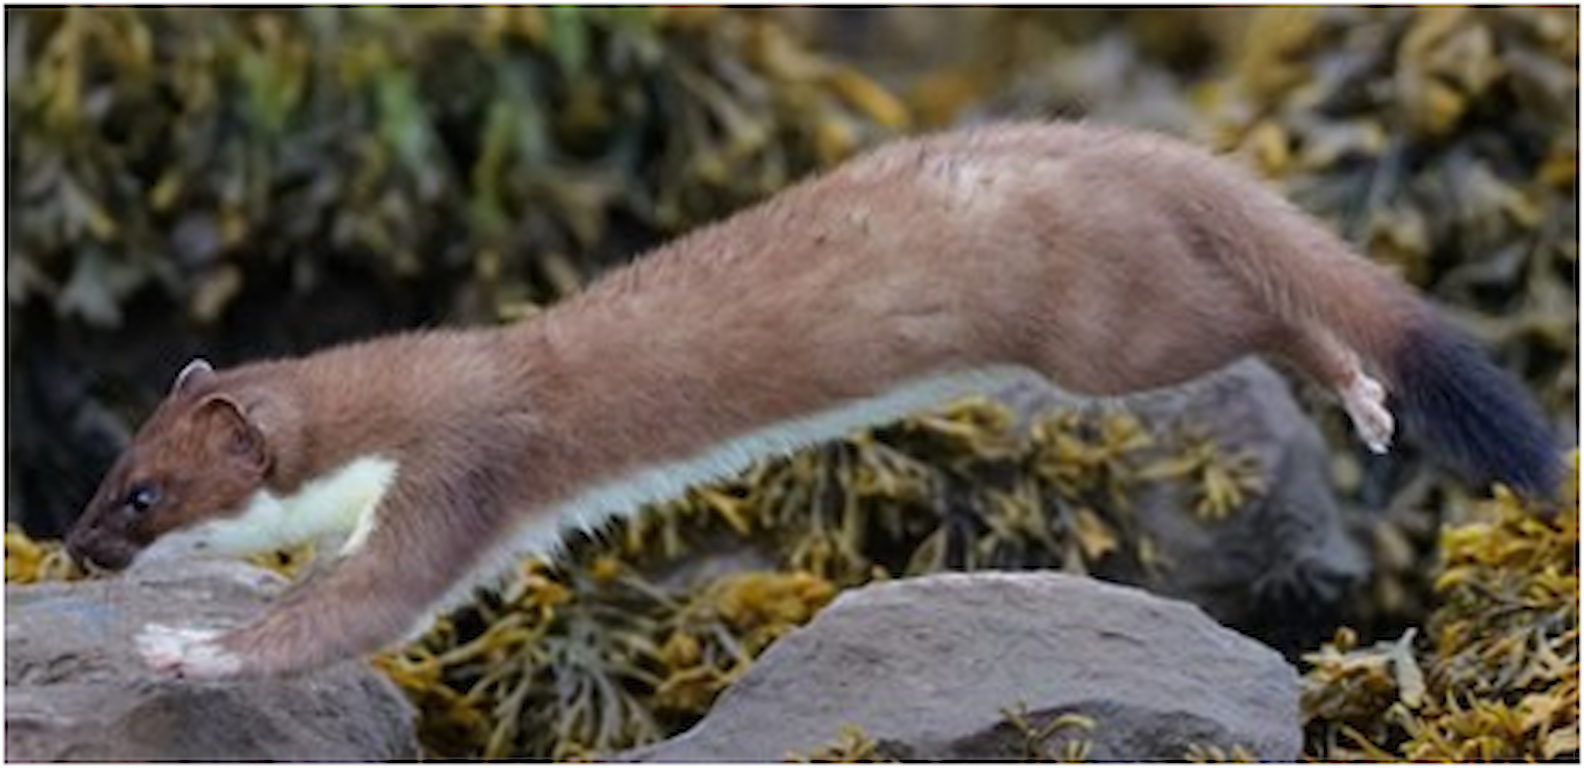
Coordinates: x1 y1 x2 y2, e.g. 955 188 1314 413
65 121 1561 679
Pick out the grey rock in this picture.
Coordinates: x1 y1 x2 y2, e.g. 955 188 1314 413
999 359 1369 652
5 559 418 761
621 572 1300 762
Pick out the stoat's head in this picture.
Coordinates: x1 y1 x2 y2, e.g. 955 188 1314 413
67 359 273 570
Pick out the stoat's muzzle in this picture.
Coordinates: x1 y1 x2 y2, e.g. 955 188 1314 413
65 523 140 571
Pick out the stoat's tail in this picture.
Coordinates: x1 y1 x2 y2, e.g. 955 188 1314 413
1202 175 1563 498
1384 316 1561 497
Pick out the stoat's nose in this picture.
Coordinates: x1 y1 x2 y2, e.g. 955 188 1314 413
65 527 134 571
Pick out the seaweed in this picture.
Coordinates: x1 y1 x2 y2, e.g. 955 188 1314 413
372 558 837 758
367 398 1265 758
787 724 899 763
4 395 1266 758
1142 427 1268 521
3 524 85 584
8 8 1577 763
7 6 908 537
1000 702 1096 762
784 9 1247 134
1182 743 1257 762
1302 452 1579 760
1208 4 1579 639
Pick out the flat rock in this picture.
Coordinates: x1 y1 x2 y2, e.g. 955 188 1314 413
5 559 418 761
621 572 1300 762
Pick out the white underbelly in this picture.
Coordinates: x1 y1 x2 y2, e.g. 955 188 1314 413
509 364 1046 557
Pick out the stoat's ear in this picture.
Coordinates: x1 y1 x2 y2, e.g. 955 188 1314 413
194 394 270 475
173 358 217 397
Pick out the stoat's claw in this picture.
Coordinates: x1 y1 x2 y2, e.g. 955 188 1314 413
1342 374 1394 454
136 624 243 679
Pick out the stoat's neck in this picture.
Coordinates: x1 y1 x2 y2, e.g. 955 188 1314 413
232 329 511 494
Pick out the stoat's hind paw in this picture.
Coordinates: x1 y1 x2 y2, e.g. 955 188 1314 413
1342 373 1394 454
136 624 243 679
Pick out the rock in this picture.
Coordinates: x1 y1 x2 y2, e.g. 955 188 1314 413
621 572 1300 762
998 359 1369 653
4 559 418 761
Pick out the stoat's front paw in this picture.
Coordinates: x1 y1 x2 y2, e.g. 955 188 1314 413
136 624 244 679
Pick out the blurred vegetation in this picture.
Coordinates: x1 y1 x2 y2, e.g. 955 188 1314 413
1205 5 1578 640
1302 453 1578 761
780 8 1245 134
6 6 905 534
5 5 1578 762
4 523 84 584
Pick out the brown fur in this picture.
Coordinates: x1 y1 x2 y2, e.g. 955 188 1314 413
66 121 1545 677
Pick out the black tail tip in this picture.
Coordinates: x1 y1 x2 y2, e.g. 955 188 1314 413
1391 320 1564 499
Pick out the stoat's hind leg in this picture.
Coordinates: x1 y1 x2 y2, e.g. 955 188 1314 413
1340 372 1393 454
1276 327 1394 453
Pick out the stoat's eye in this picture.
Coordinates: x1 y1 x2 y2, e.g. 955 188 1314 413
124 483 161 514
